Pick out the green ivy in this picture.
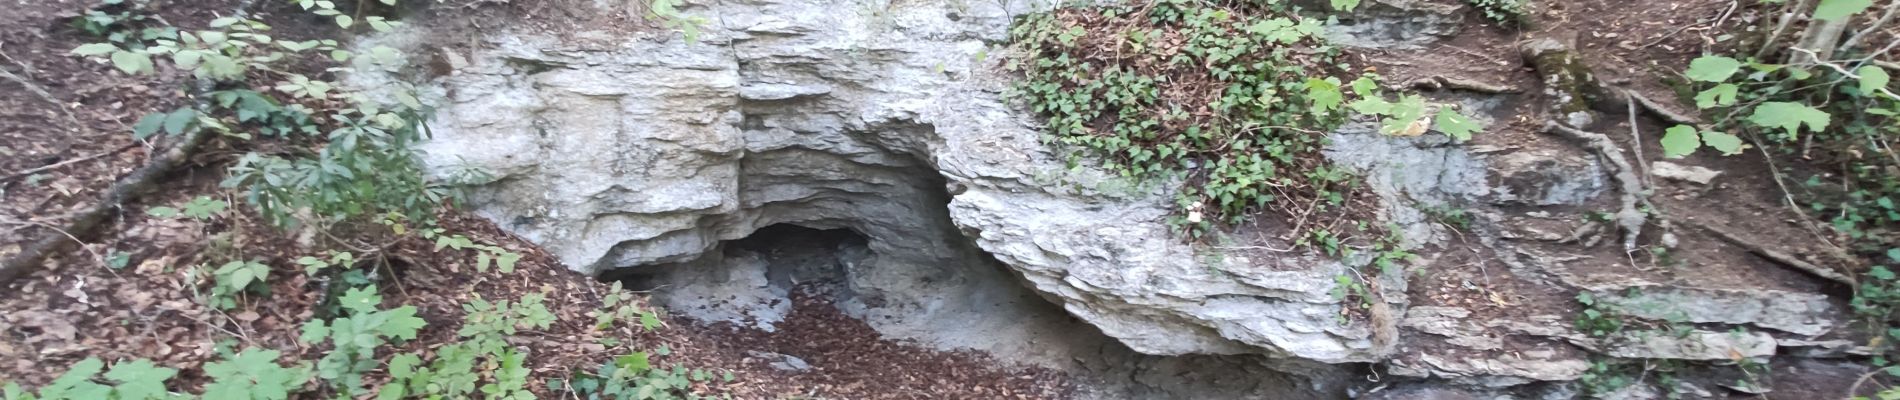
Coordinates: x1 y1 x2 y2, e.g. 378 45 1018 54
1009 1 1481 238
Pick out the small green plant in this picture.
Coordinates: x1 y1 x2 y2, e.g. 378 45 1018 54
1577 359 1634 397
598 281 665 332
551 352 733 400
2 348 307 400
1464 0 1526 24
300 285 426 395
68 0 174 45
646 0 709 44
145 196 229 220
294 250 357 276
1421 205 1472 230
424 228 523 273
204 259 272 309
381 293 553 399
70 3 447 230
1574 291 1625 337
0 357 177 400
202 348 313 400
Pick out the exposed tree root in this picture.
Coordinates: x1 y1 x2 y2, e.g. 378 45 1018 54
1624 90 1702 127
0 128 212 285
1688 219 1854 285
1406 75 1523 94
1544 122 1670 253
1521 37 1619 127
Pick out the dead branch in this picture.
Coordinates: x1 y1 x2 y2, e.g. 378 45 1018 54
1625 90 1703 127
1 144 139 182
1840 0 1900 53
1687 219 1854 285
0 128 212 286
1758 0 1817 60
1406 75 1524 94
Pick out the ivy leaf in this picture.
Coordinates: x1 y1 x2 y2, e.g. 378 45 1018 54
1748 102 1830 138
1349 97 1392 115
496 252 521 273
1701 131 1745 155
1814 0 1873 21
72 43 118 56
41 358 109 399
104 359 178 400
162 108 197 135
1331 0 1361 11
1432 108 1482 141
387 354 421 379
131 112 167 139
1685 56 1742 82
299 319 330 343
1873 266 1897 281
1660 125 1702 158
1694 83 1738 108
338 285 383 314
1859 65 1889 97
1350 76 1380 97
376 306 426 341
146 206 181 218
1304 78 1343 112
110 50 152 74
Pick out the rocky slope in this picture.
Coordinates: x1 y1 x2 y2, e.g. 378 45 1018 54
369 0 1864 397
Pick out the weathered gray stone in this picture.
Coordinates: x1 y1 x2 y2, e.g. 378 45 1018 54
386 0 1379 371
1593 286 1838 336
1486 149 1607 206
1651 161 1721 185
1597 330 1777 360
1322 0 1467 49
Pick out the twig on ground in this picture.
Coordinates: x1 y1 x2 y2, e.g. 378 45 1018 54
1743 132 1860 265
0 143 139 182
1407 75 1524 94
1791 47 1900 100
1840 0 1900 53
1688 219 1854 285
1757 0 1816 59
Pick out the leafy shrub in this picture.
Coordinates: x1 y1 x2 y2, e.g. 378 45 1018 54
2 348 308 400
70 7 446 230
204 259 272 309
552 353 733 400
1465 0 1526 23
597 281 664 332
1008 0 1480 237
380 293 553 399
300 285 427 395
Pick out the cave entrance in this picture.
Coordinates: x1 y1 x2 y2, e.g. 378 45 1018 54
612 223 874 332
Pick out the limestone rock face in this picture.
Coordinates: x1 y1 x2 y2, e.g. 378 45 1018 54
375 0 1852 393
397 0 1379 366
